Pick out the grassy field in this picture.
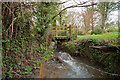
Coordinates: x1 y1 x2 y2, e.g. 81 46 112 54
76 33 119 46
77 34 119 40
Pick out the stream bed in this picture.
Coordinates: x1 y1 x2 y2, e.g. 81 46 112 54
29 43 110 78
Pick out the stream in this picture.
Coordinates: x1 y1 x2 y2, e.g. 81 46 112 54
43 51 107 78
30 42 109 78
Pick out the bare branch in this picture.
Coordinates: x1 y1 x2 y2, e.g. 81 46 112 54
52 1 90 21
58 0 71 4
73 1 89 6
73 0 80 5
10 2 14 41
2 2 14 14
6 18 17 33
43 2 97 30
53 3 97 22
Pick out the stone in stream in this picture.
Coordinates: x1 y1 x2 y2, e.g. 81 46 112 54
54 55 64 63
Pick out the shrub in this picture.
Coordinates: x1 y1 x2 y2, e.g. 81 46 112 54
69 33 77 40
91 28 103 35
107 26 118 32
78 30 84 35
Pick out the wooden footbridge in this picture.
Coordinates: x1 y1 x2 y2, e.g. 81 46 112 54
51 25 74 41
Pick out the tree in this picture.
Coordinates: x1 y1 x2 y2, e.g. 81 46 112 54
1 1 97 78
2 2 60 78
81 8 93 33
91 0 94 31
32 2 59 41
57 5 68 26
95 1 118 32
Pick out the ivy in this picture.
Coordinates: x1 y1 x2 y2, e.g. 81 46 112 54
2 2 58 78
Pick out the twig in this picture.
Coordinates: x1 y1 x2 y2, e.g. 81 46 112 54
73 0 81 5
10 2 14 41
2 2 14 14
58 0 71 4
6 17 16 33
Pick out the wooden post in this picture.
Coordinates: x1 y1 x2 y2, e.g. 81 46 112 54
39 60 44 78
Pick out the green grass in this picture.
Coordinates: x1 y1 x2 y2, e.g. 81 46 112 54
76 34 119 45
78 34 119 40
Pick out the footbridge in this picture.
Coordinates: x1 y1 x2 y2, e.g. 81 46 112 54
51 25 71 41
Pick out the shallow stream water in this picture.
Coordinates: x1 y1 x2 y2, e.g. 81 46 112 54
30 43 109 78
43 50 108 78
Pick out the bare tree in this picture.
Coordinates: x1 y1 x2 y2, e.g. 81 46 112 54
80 8 93 33
44 1 97 30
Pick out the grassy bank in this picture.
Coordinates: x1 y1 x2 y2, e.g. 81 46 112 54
61 34 120 75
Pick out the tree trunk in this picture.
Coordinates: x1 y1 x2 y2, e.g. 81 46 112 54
101 13 105 33
0 2 2 79
60 13 62 26
91 0 94 31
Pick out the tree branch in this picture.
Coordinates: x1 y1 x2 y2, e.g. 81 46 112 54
2 2 14 14
39 2 97 37
73 0 81 5
45 2 97 27
58 0 71 4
